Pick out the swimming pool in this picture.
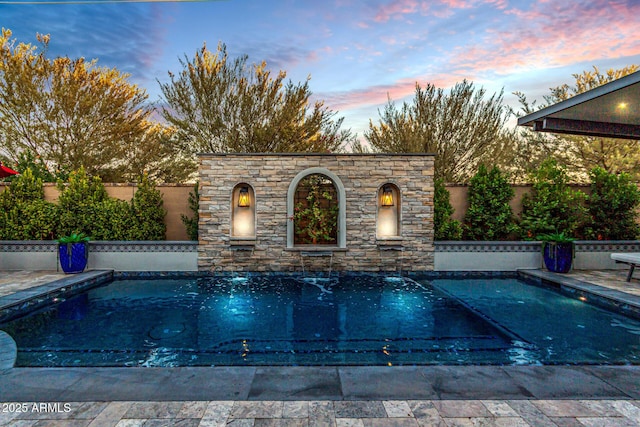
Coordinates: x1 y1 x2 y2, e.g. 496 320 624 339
1 274 639 367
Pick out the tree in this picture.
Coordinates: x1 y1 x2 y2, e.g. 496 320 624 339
56 167 110 237
434 178 462 240
159 42 353 155
0 29 177 182
119 124 196 184
582 167 640 240
11 151 57 182
519 159 587 239
513 65 640 181
463 165 515 240
365 80 516 182
130 173 166 240
181 182 199 241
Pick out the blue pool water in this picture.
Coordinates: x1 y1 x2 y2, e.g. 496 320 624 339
1 274 639 367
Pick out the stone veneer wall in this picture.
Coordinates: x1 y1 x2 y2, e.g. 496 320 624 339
198 154 435 272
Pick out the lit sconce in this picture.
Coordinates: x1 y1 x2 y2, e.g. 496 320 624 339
238 187 250 207
381 185 394 207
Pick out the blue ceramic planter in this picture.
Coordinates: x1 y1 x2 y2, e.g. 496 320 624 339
59 242 88 274
542 242 573 273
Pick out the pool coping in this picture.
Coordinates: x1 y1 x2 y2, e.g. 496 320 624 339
1 269 640 402
518 269 640 320
1 364 640 401
0 270 114 324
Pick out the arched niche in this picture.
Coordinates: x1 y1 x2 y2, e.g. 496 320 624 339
231 183 256 238
287 168 346 248
376 182 401 238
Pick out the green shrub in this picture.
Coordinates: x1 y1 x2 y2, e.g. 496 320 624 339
463 165 515 240
0 201 58 240
0 170 58 239
434 178 462 240
91 198 136 240
582 167 640 240
57 167 109 236
17 200 59 239
1 167 170 241
181 182 199 241
1 168 44 202
130 174 166 240
519 159 587 239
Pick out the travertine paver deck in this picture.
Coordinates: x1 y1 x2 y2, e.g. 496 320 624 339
568 269 640 297
0 270 66 298
0 399 638 426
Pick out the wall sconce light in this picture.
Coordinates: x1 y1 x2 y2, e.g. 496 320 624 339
381 185 394 206
238 186 250 207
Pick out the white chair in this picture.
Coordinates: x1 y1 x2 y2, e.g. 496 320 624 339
611 253 640 282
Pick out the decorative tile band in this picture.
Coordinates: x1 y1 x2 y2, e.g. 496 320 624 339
0 242 57 252
435 242 540 253
0 241 198 253
436 240 640 253
1 240 638 253
90 242 197 253
574 241 640 252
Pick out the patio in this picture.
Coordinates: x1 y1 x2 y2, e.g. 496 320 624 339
0 396 639 426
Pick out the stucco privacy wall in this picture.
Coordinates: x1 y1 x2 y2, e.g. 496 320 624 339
198 154 435 272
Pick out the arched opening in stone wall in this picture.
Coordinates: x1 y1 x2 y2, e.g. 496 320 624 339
287 167 347 249
293 173 339 245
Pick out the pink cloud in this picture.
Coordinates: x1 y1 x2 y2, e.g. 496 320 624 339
447 0 640 75
316 0 640 123
305 46 334 63
482 0 508 10
374 0 420 22
440 0 507 9
439 0 472 8
369 0 507 24
319 73 463 112
380 35 398 45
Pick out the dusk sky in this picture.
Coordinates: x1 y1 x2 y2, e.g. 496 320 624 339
2 0 640 142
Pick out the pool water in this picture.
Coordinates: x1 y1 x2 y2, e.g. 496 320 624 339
1 274 639 367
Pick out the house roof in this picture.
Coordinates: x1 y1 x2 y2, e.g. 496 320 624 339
517 71 640 140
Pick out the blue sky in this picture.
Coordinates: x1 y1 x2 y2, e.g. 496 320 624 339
2 0 640 141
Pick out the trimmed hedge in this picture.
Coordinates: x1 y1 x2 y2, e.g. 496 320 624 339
181 182 199 241
0 167 166 240
0 169 59 240
463 165 515 240
583 167 640 240
434 178 462 240
519 159 587 239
